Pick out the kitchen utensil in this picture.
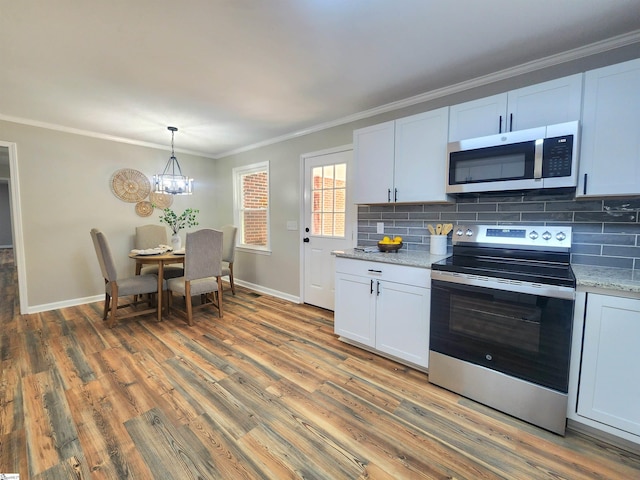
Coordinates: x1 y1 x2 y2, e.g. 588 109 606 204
443 223 453 235
428 224 436 235
436 224 443 235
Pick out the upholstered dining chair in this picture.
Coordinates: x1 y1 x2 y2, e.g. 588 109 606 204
135 224 184 279
90 228 162 328
166 228 224 326
220 224 238 295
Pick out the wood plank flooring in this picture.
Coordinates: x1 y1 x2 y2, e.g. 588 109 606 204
2 247 640 479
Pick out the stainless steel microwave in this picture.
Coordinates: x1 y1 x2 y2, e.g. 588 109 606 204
446 121 579 194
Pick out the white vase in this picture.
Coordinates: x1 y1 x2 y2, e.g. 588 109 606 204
171 233 181 251
430 235 447 255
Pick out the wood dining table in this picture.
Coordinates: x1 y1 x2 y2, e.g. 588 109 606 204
129 251 185 322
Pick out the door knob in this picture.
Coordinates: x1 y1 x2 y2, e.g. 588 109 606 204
303 237 310 243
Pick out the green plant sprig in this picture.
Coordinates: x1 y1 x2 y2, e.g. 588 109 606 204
156 207 199 234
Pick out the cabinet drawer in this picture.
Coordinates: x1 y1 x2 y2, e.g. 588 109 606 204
335 257 430 286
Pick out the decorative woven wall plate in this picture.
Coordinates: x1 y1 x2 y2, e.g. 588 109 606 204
135 201 154 217
149 191 173 210
110 169 151 203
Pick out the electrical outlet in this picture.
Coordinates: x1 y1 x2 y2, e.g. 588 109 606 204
376 222 384 234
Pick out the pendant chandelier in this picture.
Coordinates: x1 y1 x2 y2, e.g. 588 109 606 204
153 126 193 195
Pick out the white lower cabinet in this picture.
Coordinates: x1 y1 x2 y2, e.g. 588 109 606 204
334 257 430 368
569 292 640 446
334 271 377 347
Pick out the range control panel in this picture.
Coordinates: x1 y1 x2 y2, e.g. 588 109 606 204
452 225 572 249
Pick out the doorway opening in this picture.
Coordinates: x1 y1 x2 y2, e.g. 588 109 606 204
1 142 26 314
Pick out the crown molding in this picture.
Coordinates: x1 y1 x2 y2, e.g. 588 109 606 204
0 114 214 159
216 29 640 159
2 30 639 160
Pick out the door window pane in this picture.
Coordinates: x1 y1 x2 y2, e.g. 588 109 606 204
311 162 347 238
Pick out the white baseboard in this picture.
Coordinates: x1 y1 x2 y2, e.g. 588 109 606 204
26 294 104 315
26 281 300 315
234 279 300 304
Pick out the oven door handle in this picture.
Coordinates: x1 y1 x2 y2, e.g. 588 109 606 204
431 270 575 300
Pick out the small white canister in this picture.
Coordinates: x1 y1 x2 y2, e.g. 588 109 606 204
430 235 447 255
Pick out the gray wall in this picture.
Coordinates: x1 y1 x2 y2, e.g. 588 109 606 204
0 181 12 247
0 120 219 310
357 192 640 270
215 44 640 295
1 42 639 311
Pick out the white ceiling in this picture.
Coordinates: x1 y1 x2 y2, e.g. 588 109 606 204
2 0 640 159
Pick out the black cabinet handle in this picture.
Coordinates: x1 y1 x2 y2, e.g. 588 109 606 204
376 280 380 296
367 269 382 273
370 279 373 294
387 188 391 203
394 188 398 202
509 113 513 132
583 173 588 195
499 115 503 133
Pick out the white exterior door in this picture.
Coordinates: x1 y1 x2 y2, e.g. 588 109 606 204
302 147 355 310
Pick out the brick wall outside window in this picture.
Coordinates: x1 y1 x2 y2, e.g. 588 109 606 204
233 162 269 250
241 171 268 246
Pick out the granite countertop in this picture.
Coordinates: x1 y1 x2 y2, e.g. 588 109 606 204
572 264 640 297
333 248 449 269
334 249 640 297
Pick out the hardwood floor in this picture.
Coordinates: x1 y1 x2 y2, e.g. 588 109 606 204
1 249 640 479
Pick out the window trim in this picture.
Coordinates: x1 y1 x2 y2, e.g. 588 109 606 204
233 161 270 253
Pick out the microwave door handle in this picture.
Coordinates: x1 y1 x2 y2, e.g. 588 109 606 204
533 139 544 179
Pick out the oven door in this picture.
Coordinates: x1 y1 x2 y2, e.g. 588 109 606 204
430 271 574 393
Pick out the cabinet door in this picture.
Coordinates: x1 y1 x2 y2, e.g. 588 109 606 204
507 73 583 131
375 280 430 368
352 121 395 204
394 107 450 203
448 94 507 141
578 293 640 436
334 272 376 346
578 59 640 197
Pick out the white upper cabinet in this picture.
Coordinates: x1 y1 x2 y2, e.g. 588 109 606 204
394 107 450 204
449 73 583 141
448 94 508 141
577 58 640 197
352 121 395 204
352 107 450 204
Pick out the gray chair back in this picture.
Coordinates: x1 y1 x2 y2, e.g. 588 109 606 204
184 229 223 281
90 228 117 282
135 224 168 249
220 224 238 263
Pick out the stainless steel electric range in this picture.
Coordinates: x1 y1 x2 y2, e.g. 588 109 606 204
429 224 575 435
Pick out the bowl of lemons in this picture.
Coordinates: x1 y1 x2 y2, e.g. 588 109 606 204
378 236 403 252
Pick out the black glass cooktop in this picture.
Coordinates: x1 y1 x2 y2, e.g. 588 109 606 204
431 246 575 288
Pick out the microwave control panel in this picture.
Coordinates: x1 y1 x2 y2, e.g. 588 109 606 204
542 135 574 177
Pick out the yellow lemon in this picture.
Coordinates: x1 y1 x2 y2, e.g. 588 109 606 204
381 236 391 244
393 236 403 243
